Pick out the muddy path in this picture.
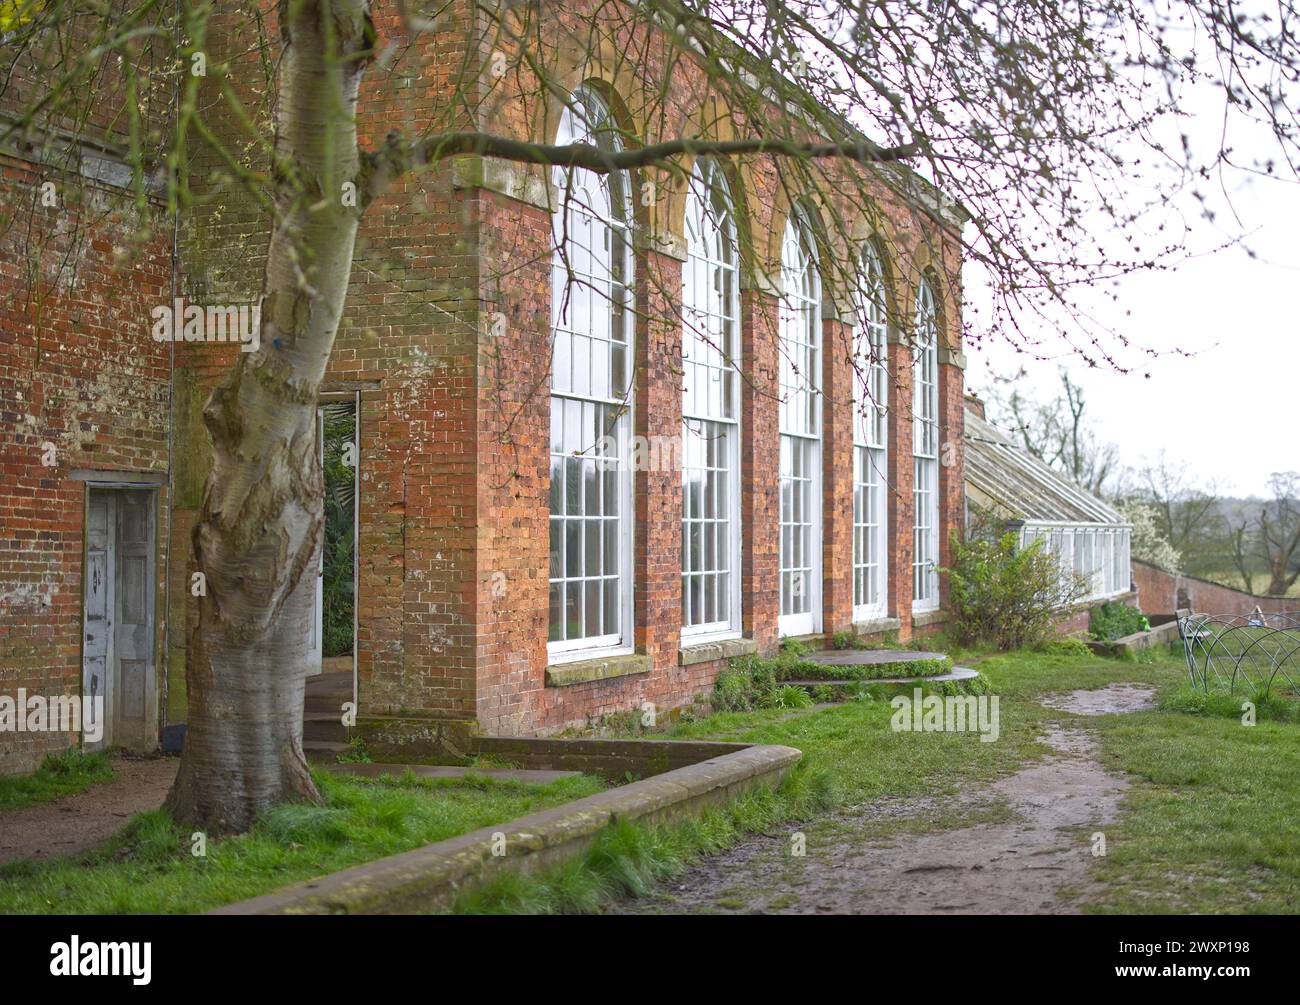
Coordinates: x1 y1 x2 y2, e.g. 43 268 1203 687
614 683 1156 915
0 755 178 866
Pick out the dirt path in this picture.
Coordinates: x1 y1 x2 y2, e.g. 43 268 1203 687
0 755 178 866
615 683 1156 915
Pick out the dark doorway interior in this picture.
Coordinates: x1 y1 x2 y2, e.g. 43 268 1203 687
320 400 357 661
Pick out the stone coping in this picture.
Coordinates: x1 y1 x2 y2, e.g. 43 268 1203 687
1086 618 1181 657
213 741 801 915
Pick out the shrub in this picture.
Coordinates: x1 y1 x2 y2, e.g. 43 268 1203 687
1032 635 1094 657
759 684 814 710
779 636 813 657
712 666 759 712
1090 601 1150 642
942 530 1087 651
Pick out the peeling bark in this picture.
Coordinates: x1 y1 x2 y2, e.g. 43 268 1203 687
166 0 375 834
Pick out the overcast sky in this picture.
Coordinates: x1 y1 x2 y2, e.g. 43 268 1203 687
963 77 1300 501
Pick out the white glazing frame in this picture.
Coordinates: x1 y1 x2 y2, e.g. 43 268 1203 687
778 210 822 636
912 278 940 611
1020 523 1133 604
548 89 635 659
853 243 889 621
681 160 742 640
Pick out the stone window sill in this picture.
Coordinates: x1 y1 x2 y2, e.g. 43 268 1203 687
678 637 758 667
545 653 652 687
852 616 902 636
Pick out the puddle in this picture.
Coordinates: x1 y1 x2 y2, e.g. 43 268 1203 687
1039 683 1157 715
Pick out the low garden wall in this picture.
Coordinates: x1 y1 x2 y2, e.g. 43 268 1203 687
213 740 801 914
1133 560 1294 619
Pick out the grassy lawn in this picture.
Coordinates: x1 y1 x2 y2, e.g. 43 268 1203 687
1088 687 1300 912
0 748 114 810
3 641 1297 914
0 769 604 914
466 643 1300 914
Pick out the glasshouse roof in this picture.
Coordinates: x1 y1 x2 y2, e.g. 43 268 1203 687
964 407 1126 527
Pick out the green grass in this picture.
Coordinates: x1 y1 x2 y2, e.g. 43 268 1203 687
0 768 605 914
5 642 1298 915
465 643 1300 915
0 748 115 810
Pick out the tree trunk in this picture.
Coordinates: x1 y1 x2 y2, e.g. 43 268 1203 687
166 0 374 834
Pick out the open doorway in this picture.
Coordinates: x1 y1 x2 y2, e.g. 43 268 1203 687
311 397 358 679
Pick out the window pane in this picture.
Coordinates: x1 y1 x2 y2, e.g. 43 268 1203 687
548 89 634 651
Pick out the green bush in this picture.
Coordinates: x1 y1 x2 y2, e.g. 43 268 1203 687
759 684 814 710
1090 601 1150 642
713 655 816 712
942 530 1087 651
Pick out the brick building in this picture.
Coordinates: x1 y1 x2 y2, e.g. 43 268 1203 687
0 2 966 772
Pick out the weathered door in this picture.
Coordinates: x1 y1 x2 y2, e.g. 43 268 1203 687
82 491 114 751
81 488 156 751
114 492 154 749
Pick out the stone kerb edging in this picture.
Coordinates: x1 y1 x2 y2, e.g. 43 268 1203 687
213 742 801 915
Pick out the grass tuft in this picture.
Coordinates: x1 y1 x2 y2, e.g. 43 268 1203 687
0 747 115 811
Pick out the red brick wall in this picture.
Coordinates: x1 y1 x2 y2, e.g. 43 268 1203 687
821 312 855 636
885 336 916 641
1 1 970 769
1133 560 1295 618
0 155 173 773
740 287 782 652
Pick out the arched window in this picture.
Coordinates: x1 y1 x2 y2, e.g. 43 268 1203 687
682 160 741 637
912 277 940 610
778 209 822 635
548 89 634 656
853 243 889 619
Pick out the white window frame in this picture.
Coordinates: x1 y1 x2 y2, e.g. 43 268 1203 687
912 277 940 612
1019 522 1134 604
547 89 635 662
853 243 890 622
681 160 742 642
778 210 823 637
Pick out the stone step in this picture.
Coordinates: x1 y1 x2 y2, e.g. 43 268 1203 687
325 763 582 785
304 741 351 763
806 648 947 667
303 712 349 744
786 666 982 687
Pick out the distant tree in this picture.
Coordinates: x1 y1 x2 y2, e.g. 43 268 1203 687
1117 499 1181 573
1133 454 1220 559
1258 473 1300 597
985 368 1120 498
1225 515 1256 594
